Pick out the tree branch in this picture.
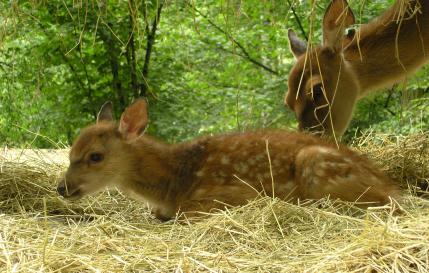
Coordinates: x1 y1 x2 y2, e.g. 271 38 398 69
199 37 247 59
0 61 12 68
55 47 96 117
98 24 126 110
286 0 308 40
127 0 139 99
383 86 396 116
140 1 164 97
189 3 279 75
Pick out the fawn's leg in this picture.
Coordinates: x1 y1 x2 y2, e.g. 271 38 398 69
294 145 400 207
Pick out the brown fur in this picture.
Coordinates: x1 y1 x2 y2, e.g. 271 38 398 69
286 0 429 137
57 99 401 220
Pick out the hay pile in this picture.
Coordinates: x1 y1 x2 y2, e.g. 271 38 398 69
1 133 428 273
352 132 429 196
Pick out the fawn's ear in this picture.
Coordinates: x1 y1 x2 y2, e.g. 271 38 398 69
97 101 114 123
119 98 149 140
288 29 307 59
322 0 355 51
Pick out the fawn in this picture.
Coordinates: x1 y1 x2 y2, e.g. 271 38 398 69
57 99 400 220
286 0 429 137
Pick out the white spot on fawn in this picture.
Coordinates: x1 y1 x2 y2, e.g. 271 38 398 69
248 158 256 165
221 156 230 165
241 163 249 173
255 154 264 162
218 171 227 178
273 159 281 167
277 182 294 192
284 183 294 191
234 162 249 174
315 168 326 177
302 167 312 180
216 178 226 184
314 146 339 156
193 188 206 197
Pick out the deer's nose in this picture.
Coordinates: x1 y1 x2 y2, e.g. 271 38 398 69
57 183 66 197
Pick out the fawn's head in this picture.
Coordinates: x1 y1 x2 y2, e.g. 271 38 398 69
57 99 149 200
286 0 358 137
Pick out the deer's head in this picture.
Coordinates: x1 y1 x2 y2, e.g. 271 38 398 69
57 99 149 200
286 0 359 137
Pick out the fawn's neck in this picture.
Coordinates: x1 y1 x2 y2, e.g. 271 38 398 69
345 0 429 97
119 136 208 211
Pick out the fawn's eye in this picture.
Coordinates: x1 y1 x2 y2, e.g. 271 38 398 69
89 153 104 163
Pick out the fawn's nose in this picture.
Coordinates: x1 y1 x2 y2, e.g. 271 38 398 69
57 183 66 197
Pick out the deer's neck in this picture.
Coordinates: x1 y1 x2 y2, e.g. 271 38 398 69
344 0 429 97
119 136 208 215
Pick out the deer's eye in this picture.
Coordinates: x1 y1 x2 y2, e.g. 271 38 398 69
89 153 104 163
312 84 324 100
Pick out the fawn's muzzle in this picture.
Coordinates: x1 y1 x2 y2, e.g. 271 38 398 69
57 179 81 199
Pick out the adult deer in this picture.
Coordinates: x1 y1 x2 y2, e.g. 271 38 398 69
286 0 429 137
57 99 400 220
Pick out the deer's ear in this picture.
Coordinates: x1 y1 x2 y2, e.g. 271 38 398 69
322 0 355 51
288 29 307 59
119 98 149 140
97 101 114 123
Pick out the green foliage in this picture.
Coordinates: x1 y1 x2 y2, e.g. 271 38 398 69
0 0 427 148
349 87 429 138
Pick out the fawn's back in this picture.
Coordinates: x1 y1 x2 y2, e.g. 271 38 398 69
179 131 399 208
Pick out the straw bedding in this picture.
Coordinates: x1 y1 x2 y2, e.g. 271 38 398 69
1 133 428 272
